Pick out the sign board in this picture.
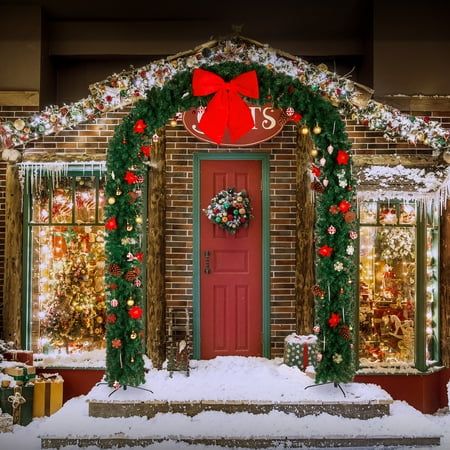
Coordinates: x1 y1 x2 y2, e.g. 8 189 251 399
182 105 287 147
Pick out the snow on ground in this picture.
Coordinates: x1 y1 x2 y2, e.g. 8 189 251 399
0 356 448 449
88 356 392 403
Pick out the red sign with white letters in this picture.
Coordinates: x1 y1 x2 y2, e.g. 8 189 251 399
182 105 287 147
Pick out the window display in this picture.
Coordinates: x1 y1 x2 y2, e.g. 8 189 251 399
26 173 107 353
358 202 439 369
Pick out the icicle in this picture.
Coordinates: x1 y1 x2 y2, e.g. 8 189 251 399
342 307 345 324
327 282 331 302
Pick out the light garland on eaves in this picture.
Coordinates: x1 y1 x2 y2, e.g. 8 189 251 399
0 37 449 158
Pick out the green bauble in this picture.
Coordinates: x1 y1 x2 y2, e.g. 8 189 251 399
215 217 221 223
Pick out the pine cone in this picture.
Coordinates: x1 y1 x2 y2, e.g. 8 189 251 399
109 263 122 277
124 267 141 282
310 180 325 193
339 325 352 341
312 284 324 297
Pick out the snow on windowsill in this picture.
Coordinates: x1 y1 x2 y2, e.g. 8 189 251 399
33 349 107 369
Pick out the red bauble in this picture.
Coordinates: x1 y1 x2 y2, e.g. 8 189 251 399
106 314 117 324
423 116 430 124
133 119 147 134
140 145 152 157
318 245 333 257
124 171 139 184
105 217 118 231
292 112 303 123
329 205 340 215
328 312 341 328
135 252 144 262
311 165 321 177
128 305 144 320
344 211 356 223
336 150 350 165
338 200 351 213
109 283 118 290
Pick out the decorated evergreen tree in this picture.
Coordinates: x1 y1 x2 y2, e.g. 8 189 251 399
41 227 106 351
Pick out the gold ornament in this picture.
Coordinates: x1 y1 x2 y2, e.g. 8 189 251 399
130 331 137 340
170 119 177 127
108 197 116 205
116 187 122 196
310 148 319 158
126 223 133 231
317 63 328 72
313 125 322 135
127 298 135 307
417 132 425 142
131 357 135 363
135 216 143 225
301 126 309 135
13 119 25 131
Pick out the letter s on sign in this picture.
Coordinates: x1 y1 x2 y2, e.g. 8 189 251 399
262 107 277 130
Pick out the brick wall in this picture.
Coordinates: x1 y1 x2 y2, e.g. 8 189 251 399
0 104 448 359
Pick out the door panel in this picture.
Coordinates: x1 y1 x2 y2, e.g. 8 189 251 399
200 159 262 358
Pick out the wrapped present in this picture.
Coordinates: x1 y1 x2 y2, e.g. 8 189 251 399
4 350 34 366
4 366 36 385
283 333 318 370
33 375 64 418
0 385 34 426
0 413 13 433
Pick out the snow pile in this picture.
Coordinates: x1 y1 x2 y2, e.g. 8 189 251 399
285 333 317 345
88 356 391 403
33 349 106 369
448 380 450 407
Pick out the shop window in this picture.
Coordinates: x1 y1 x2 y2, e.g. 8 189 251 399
23 168 107 353
358 201 439 370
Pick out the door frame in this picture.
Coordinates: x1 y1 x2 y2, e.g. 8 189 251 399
193 152 271 359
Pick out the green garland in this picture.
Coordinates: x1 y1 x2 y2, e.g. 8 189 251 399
104 62 356 387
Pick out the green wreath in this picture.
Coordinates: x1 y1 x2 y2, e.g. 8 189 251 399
204 188 251 233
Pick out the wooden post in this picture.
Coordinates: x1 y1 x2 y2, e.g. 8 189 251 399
295 132 315 334
440 200 450 367
3 164 23 346
146 129 166 368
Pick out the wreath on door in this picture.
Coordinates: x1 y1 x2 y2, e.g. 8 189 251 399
204 188 252 233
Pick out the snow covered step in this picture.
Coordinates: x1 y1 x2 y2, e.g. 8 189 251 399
40 434 441 449
88 398 392 420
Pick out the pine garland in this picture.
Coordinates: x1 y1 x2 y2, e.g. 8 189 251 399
105 62 356 386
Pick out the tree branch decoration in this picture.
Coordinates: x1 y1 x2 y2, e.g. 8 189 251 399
204 188 252 233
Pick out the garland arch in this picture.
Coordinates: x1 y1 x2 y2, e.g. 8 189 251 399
104 62 356 387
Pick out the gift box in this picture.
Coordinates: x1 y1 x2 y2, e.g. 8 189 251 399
283 333 318 370
4 366 36 385
0 384 34 426
33 375 64 418
4 350 34 366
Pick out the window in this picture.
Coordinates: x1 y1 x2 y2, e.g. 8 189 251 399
23 166 107 353
358 201 439 370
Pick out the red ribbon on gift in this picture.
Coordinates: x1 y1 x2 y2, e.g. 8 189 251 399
192 68 259 144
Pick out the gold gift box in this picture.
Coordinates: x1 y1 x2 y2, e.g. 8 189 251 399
32 377 64 417
4 365 36 385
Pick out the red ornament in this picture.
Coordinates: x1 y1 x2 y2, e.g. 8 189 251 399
105 217 118 231
128 305 144 320
328 313 341 328
338 200 351 213
135 252 144 262
318 245 333 257
336 150 350 165
106 314 117 324
311 165 321 177
133 119 147 134
111 338 122 349
109 283 118 290
329 205 340 215
344 211 356 223
192 68 259 144
423 116 430 124
292 112 303 123
124 171 139 184
140 145 152 157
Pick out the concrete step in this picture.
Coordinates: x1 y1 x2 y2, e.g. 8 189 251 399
88 399 392 420
41 434 441 449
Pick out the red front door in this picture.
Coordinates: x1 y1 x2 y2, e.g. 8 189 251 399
200 159 262 359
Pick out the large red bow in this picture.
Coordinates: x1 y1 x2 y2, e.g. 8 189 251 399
192 68 259 144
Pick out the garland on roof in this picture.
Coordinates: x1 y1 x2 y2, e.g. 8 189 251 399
1 38 449 155
104 61 356 387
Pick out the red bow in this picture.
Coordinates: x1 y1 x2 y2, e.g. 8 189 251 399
192 68 259 144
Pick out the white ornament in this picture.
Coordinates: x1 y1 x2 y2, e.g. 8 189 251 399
152 133 160 142
334 261 344 272
346 245 355 256
349 230 358 240
286 107 295 117
327 145 334 154
327 225 336 235
322 179 329 187
319 157 326 166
